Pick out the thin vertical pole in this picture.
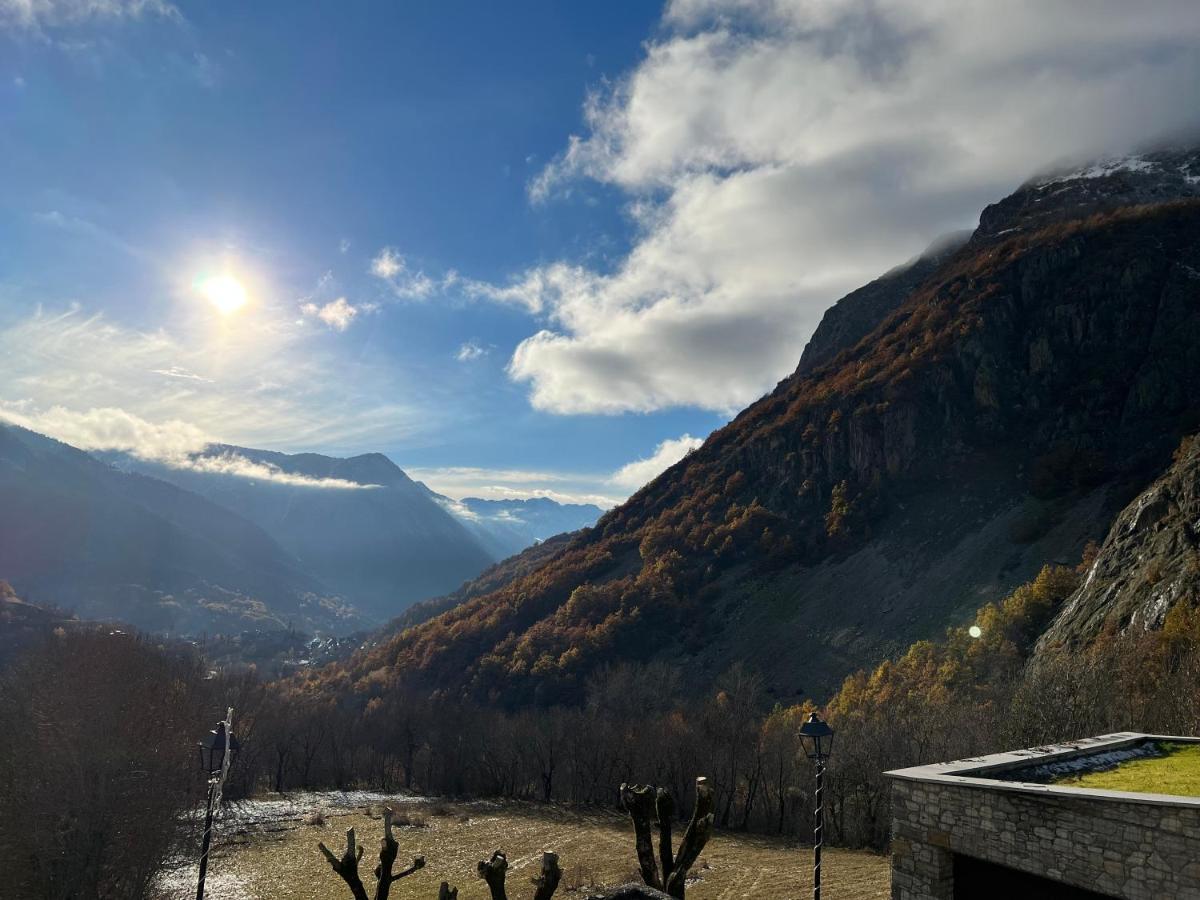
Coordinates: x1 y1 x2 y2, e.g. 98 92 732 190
813 760 824 900
196 778 216 900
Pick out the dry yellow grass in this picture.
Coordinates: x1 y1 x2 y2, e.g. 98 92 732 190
216 800 888 900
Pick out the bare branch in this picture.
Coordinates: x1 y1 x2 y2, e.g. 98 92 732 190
654 789 675 880
317 829 370 900
619 783 663 891
664 778 714 900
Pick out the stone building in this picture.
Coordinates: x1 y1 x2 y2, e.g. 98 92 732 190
887 732 1200 899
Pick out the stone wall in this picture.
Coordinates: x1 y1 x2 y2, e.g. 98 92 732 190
888 736 1200 900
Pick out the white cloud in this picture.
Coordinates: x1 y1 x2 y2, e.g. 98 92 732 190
0 0 178 29
303 297 360 331
181 451 376 490
370 247 438 299
608 433 704 491
507 0 1200 415
0 402 210 458
0 304 424 455
0 402 375 489
407 465 622 508
151 365 211 382
455 340 488 362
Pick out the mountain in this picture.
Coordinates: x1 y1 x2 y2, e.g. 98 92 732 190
104 445 497 621
424 493 603 561
325 148 1200 707
796 230 970 374
0 424 357 635
1036 434 1200 652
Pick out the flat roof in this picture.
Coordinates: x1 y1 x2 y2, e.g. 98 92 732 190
885 732 1200 809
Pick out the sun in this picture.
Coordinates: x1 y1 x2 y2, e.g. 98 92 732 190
198 274 248 315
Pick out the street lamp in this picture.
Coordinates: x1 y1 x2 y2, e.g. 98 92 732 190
196 713 239 900
799 712 834 900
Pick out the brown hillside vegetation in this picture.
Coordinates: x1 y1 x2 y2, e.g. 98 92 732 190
308 200 1200 707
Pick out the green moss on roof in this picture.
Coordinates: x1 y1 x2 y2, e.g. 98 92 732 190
1054 743 1200 797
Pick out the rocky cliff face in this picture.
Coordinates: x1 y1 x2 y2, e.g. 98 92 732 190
1037 436 1200 652
330 159 1200 707
795 231 968 375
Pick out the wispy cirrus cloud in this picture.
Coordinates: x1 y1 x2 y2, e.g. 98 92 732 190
455 340 489 362
0 302 425 456
0 0 179 30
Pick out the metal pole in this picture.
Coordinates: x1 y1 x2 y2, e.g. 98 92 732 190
813 759 824 900
196 776 216 900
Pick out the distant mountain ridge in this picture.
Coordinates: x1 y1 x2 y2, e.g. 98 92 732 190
97 444 602 625
0 423 358 635
423 492 602 561
103 444 497 622
325 148 1200 707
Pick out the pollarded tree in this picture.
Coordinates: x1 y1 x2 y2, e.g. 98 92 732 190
317 807 426 900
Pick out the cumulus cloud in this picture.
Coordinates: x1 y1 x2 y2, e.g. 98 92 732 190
507 0 1200 415
302 297 361 331
609 433 704 490
370 247 439 299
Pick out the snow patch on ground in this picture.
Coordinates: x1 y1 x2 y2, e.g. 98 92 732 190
156 791 430 898
157 865 255 900
1034 155 1159 187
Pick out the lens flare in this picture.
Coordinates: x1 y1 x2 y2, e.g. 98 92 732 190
968 625 983 639
198 275 248 315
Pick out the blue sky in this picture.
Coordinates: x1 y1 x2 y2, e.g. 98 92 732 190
2 0 1198 506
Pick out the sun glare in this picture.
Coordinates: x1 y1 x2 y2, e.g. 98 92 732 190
199 274 248 315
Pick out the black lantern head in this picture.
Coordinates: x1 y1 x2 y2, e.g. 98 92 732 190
799 711 834 762
198 721 239 775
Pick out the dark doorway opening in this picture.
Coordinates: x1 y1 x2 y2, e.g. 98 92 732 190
953 854 1117 900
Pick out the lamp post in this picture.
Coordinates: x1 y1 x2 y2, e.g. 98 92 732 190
196 710 238 900
799 711 834 900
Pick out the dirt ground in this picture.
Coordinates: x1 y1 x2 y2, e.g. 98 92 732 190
196 798 889 900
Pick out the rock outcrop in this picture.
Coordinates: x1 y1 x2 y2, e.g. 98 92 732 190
1037 436 1200 651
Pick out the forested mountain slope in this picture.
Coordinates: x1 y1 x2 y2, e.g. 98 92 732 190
315 155 1200 707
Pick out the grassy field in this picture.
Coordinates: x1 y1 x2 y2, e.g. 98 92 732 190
205 798 889 900
1054 742 1200 797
